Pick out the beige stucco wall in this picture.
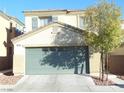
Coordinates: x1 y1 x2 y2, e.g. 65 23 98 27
121 23 124 30
57 15 78 27
25 16 32 32
13 54 25 75
89 53 101 73
0 16 9 56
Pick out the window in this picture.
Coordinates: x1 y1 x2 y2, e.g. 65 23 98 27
32 17 38 30
52 16 58 22
39 16 52 27
80 17 84 29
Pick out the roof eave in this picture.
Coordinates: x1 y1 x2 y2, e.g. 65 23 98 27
23 9 86 16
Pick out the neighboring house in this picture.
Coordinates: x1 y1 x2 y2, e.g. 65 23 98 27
121 20 124 29
12 10 101 75
108 21 124 75
0 10 24 70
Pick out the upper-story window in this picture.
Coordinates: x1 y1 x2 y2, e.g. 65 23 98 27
39 16 52 27
52 16 58 22
80 17 85 29
32 17 38 30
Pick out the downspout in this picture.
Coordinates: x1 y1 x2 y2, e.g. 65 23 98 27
76 15 79 28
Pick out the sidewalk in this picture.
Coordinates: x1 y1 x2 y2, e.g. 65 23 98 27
110 77 124 92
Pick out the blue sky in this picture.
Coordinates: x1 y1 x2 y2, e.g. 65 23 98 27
0 0 124 23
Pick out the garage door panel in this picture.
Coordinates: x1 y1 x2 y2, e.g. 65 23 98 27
26 66 74 74
26 47 89 75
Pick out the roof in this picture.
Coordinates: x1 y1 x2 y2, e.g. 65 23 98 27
0 10 24 26
9 16 24 26
23 9 85 16
0 10 10 20
12 22 85 43
23 9 85 12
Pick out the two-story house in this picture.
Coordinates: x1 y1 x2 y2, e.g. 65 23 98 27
0 10 24 70
11 9 102 75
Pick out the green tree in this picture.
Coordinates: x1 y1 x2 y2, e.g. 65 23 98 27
84 0 122 81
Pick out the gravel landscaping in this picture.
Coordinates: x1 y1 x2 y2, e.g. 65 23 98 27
0 72 23 85
0 75 23 85
117 76 124 80
91 76 115 86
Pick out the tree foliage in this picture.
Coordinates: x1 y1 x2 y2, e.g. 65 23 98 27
84 0 121 54
84 0 122 81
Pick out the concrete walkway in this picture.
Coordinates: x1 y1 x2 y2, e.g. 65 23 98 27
110 77 124 92
0 74 124 92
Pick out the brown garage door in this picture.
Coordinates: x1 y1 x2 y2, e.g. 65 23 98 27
108 55 124 75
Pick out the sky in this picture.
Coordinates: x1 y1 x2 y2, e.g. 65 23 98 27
0 0 124 23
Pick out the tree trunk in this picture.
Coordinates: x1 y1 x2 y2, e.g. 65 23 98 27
106 53 109 81
80 64 84 74
100 52 105 81
74 62 78 74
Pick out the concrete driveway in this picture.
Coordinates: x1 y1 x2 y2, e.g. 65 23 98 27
14 74 95 92
1 74 124 92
